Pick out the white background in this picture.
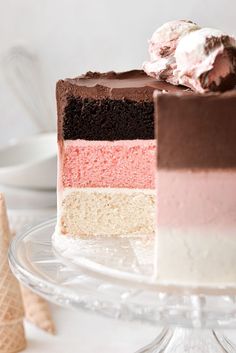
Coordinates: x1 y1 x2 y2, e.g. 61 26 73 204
0 0 236 144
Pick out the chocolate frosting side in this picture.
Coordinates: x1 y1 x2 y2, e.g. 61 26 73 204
57 70 187 141
155 91 236 169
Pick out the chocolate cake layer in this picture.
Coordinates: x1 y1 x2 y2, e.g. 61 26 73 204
57 70 187 141
155 91 236 169
63 97 154 140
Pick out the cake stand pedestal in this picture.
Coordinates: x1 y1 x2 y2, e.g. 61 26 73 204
9 219 236 353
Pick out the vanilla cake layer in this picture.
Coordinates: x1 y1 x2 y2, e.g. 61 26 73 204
156 169 236 285
59 188 155 236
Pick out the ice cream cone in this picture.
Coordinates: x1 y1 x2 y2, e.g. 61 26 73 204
0 194 26 353
21 286 55 335
0 322 26 353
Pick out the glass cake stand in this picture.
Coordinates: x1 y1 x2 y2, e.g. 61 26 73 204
9 218 236 353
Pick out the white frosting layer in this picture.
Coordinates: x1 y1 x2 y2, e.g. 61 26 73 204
155 226 236 286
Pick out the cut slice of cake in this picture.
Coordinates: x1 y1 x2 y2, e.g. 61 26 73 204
155 91 236 286
56 70 185 238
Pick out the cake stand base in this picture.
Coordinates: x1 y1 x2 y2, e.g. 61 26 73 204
136 328 235 353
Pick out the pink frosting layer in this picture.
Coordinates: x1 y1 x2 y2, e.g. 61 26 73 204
157 170 236 227
62 140 156 189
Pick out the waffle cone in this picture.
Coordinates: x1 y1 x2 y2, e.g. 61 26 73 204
0 321 26 353
0 194 26 352
0 194 24 323
21 286 55 334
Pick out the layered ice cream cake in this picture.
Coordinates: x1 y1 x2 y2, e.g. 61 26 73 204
56 70 184 238
55 18 236 287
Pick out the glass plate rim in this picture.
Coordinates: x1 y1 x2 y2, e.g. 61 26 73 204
9 218 236 297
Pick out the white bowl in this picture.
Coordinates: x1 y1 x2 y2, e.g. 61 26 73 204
0 133 57 189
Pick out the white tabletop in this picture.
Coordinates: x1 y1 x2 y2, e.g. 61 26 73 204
25 303 236 353
25 303 157 353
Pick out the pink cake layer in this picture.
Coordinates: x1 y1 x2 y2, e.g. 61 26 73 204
62 140 156 189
